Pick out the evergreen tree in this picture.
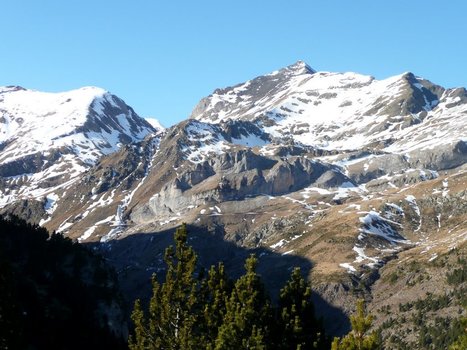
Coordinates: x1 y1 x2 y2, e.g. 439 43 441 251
129 299 152 350
0 214 126 349
129 225 327 350
331 299 379 350
276 267 326 349
201 263 232 349
129 223 200 349
449 315 467 350
215 254 272 350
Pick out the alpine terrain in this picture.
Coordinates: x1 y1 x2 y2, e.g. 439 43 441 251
1 61 466 346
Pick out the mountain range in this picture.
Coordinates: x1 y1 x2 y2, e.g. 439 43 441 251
1 61 466 343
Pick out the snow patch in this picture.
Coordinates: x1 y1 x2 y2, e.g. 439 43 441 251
44 193 59 215
78 226 96 242
339 263 357 273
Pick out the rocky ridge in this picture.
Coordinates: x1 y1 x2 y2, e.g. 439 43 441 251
0 62 466 337
0 86 161 224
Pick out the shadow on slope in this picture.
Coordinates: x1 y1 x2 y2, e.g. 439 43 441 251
87 224 350 336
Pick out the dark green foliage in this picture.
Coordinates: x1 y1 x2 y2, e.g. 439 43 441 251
399 292 452 313
449 314 467 350
276 267 326 349
446 257 467 285
214 255 272 349
200 263 232 348
0 214 126 349
129 223 200 349
331 299 379 350
418 316 465 349
379 269 466 350
388 271 399 285
129 224 327 350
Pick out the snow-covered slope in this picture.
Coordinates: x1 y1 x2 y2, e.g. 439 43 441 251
0 85 161 207
191 61 466 158
2 63 464 250
0 86 156 164
1 63 466 340
145 117 166 131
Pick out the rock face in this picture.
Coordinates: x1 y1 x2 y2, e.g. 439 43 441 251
1 62 466 337
0 86 161 218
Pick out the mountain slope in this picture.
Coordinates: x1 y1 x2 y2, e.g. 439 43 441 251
1 62 466 337
191 61 465 165
0 85 161 219
0 86 155 164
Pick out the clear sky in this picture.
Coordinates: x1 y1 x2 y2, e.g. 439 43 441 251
1 1 466 127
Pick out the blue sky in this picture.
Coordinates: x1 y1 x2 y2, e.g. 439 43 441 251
1 1 466 127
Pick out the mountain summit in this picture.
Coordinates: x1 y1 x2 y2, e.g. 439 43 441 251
0 86 156 164
0 86 161 210
191 61 464 159
284 60 316 74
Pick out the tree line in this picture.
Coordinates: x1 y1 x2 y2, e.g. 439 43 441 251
129 224 380 350
3 215 463 349
0 214 126 349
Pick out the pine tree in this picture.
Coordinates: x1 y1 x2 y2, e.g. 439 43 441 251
277 267 325 349
449 315 467 350
129 223 200 350
129 299 151 350
128 225 327 350
331 299 379 350
0 214 126 349
200 263 232 349
215 254 272 350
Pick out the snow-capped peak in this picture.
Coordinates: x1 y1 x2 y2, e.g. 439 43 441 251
0 85 158 209
0 86 105 146
145 117 166 132
0 85 27 94
190 62 465 157
0 85 155 165
285 60 316 75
